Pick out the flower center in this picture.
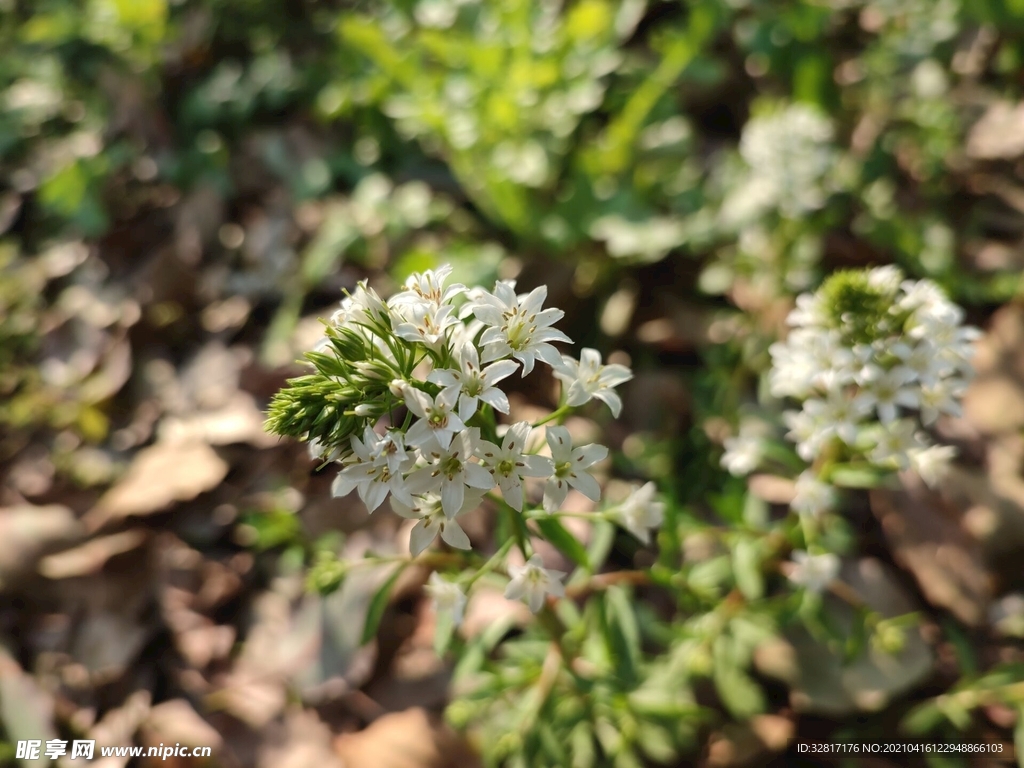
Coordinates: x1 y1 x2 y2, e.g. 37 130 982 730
496 458 515 476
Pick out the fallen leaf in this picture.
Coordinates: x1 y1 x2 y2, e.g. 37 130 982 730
0 504 83 586
967 101 1024 160
333 707 480 768
870 472 992 625
759 558 934 717
38 530 147 579
85 441 229 529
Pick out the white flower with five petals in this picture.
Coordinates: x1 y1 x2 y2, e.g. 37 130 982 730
390 265 466 308
504 554 566 613
611 482 664 545
331 427 415 512
428 343 517 423
393 491 483 556
542 426 607 512
476 422 554 511
406 428 493 518
402 385 465 450
470 281 571 375
788 550 840 594
424 572 467 626
552 348 633 417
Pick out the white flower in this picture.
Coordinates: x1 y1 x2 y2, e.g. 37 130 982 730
368 429 413 475
790 471 836 518
331 281 389 327
406 428 493 517
721 433 763 476
552 348 633 417
476 422 554 511
804 391 872 444
393 491 482 556
917 379 963 425
542 426 608 512
783 409 828 461
402 384 465 450
788 550 840 593
908 444 956 488
867 265 904 293
854 365 919 424
425 572 467 626
868 419 923 469
504 554 566 613
428 343 517 422
393 301 460 348
611 482 664 545
390 264 466 308
331 427 415 512
470 281 572 375
787 292 827 328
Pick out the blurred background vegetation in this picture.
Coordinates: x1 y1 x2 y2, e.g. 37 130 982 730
4 0 1024 766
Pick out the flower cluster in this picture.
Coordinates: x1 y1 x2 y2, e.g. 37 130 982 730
721 104 837 225
267 265 642 613
766 266 977 490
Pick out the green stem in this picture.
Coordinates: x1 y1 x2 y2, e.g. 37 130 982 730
532 405 572 428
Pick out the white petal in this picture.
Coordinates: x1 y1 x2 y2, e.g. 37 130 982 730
521 454 554 478
441 479 465 518
543 478 568 512
593 390 623 418
479 387 511 414
545 426 572 463
568 471 601 502
498 475 524 511
482 359 518 386
504 579 527 601
458 393 478 423
361 480 390 513
410 520 439 556
573 444 609 467
331 473 360 498
527 587 546 613
440 520 471 550
465 463 495 490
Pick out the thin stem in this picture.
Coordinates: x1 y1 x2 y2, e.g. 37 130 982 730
532 405 572 428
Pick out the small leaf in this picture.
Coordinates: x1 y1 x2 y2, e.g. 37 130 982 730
433 607 455 657
587 519 616 571
534 516 590 570
732 538 764 600
361 564 406 645
713 635 766 719
901 701 947 736
830 464 890 489
571 722 596 768
605 586 641 681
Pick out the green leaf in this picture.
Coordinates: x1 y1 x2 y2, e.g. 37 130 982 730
732 538 764 600
636 721 678 763
587 519 616 571
433 606 455 657
534 516 590 570
901 701 947 736
604 586 641 681
570 722 596 768
829 464 890 489
712 635 766 719
361 564 406 645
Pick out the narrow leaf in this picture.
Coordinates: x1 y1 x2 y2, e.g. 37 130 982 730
534 516 590 570
361 564 406 645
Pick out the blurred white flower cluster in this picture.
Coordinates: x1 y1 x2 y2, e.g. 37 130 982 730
768 266 978 489
273 264 651 613
722 104 837 224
